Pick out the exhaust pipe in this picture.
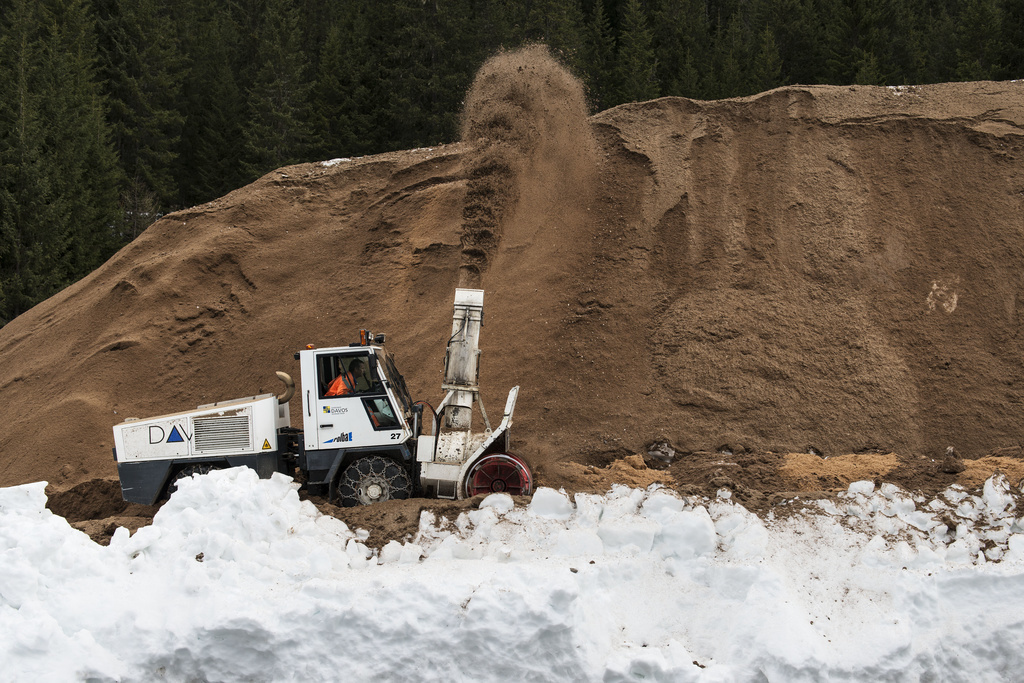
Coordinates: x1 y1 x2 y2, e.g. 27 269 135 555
275 371 295 404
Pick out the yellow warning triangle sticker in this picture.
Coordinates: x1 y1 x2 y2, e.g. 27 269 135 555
262 438 272 450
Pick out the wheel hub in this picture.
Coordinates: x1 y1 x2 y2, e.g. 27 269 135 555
357 475 388 503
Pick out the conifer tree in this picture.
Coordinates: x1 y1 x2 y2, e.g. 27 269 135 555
0 0 51 322
36 0 123 276
1002 0 1024 79
913 0 958 82
296 0 334 73
852 49 885 84
750 25 784 93
580 0 617 109
93 0 184 209
362 0 432 152
955 0 1002 80
762 0 824 85
384 0 466 150
312 8 376 158
0 0 121 324
427 0 484 144
820 0 857 83
524 0 585 67
650 0 710 98
711 13 749 97
898 0 932 83
173 0 246 206
241 0 316 179
614 0 659 105
856 0 895 81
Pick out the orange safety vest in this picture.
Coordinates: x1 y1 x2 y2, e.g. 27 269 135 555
325 372 355 397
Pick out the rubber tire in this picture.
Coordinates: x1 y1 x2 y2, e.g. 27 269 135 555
168 463 216 496
336 455 412 507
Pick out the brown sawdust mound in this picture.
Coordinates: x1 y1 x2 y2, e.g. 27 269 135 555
546 454 676 494
959 457 1024 488
779 452 900 491
5 49 1024 543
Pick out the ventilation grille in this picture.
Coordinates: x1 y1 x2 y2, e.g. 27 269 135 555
194 415 251 452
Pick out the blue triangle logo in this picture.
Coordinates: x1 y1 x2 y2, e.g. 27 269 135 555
167 425 184 443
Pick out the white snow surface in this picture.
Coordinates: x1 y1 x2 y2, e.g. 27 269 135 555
3 468 1024 682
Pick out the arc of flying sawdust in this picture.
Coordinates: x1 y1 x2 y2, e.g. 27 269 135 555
458 45 589 287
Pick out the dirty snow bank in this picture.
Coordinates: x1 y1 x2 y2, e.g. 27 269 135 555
2 468 1024 682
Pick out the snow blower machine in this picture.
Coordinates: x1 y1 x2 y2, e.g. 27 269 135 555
113 288 533 506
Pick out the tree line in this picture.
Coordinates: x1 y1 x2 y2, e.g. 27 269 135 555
1 0 1022 326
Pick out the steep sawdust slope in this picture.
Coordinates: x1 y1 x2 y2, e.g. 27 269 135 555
585 83 1024 465
2 57 1024 499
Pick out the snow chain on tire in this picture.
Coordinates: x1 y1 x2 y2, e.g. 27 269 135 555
336 455 412 507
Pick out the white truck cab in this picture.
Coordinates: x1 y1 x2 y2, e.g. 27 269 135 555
295 334 421 502
298 340 414 453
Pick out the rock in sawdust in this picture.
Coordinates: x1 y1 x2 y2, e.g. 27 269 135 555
644 441 676 469
940 446 966 474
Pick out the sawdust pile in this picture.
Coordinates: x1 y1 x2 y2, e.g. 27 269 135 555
458 45 593 286
779 452 900 491
546 454 676 494
960 457 1024 488
2 52 1024 534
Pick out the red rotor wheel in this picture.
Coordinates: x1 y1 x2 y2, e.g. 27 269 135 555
464 453 533 497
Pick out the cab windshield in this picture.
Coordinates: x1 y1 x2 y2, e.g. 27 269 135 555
381 351 413 414
317 353 380 399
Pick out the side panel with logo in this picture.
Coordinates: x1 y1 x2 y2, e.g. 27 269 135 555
317 399 361 446
121 419 193 461
115 402 269 463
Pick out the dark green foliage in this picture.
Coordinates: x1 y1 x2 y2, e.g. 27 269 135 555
751 25 785 93
711 12 750 97
1 0 1023 326
525 0 585 56
650 0 709 98
370 0 468 152
0 0 122 325
612 0 659 106
765 0 823 86
240 0 315 179
312 8 375 158
93 0 184 208
172 0 246 207
955 0 1003 79
1002 0 1024 78
580 0 617 108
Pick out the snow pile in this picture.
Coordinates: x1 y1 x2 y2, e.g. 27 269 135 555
3 469 1024 681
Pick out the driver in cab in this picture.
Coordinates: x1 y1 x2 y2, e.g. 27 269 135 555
325 359 370 397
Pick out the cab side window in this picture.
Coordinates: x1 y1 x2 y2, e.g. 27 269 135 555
317 353 378 399
363 397 399 430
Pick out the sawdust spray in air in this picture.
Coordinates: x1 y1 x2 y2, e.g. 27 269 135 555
458 44 593 287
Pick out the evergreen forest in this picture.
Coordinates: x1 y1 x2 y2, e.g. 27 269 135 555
1 0 1023 326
